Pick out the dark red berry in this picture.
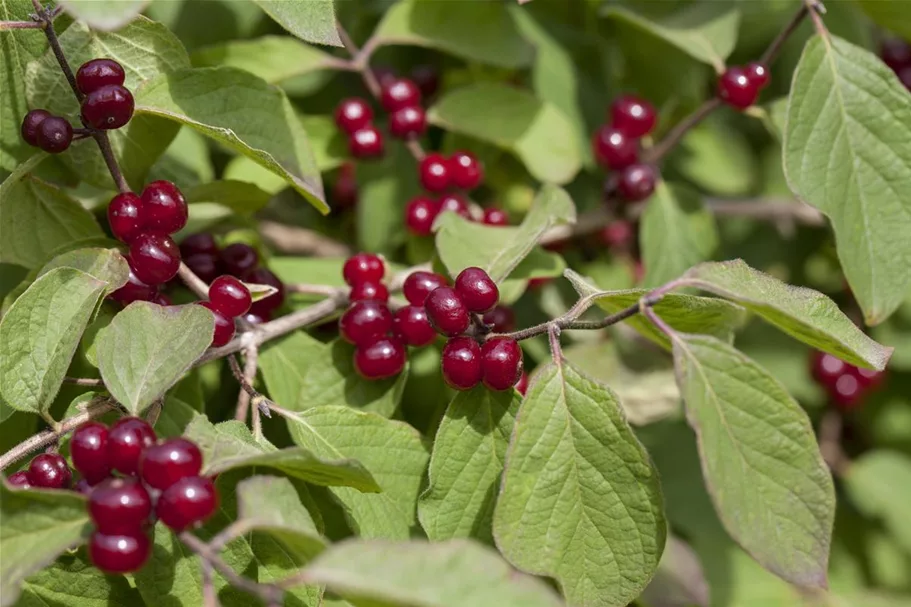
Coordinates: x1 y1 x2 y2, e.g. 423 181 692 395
244 267 285 314
343 253 384 286
373 66 398 89
354 336 407 379
454 267 499 313
21 109 51 147
220 243 258 278
411 65 439 98
419 153 451 192
831 373 863 410
209 275 252 317
425 286 470 336
349 281 389 303
441 336 482 390
156 475 218 531
745 62 770 89
129 232 181 285
592 126 638 170
110 260 157 305
717 67 759 109
70 422 110 485
483 305 515 333
242 311 269 325
403 271 447 306
881 38 911 71
7 471 30 488
141 180 187 234
349 125 384 158
898 66 911 90
380 78 421 112
610 94 657 138
600 220 634 249
107 417 156 476
332 162 358 208
516 371 529 395
88 477 152 533
810 351 847 388
334 98 374 134
37 116 73 154
180 233 219 257
90 530 151 573
199 301 236 347
76 59 125 95
852 366 885 389
339 300 393 346
438 193 471 219
183 253 221 284
393 305 436 347
107 192 144 243
617 164 658 202
481 338 523 391
389 105 427 139
449 151 483 190
482 208 509 226
27 453 71 489
405 196 439 236
139 438 202 491
81 84 134 129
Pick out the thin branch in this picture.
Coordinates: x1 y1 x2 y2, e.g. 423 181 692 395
286 283 342 297
644 97 722 164
818 410 849 476
761 5 810 66
201 559 219 607
258 220 352 257
178 262 210 299
232 348 261 428
494 302 641 342
804 0 828 37
91 131 130 193
0 20 43 29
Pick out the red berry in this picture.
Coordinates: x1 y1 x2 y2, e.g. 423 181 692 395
600 220 634 249
454 267 499 313
332 163 358 208
810 351 847 388
482 208 509 226
438 193 471 219
81 84 134 129
349 281 389 303
354 336 407 379
199 301 236 347
107 192 145 243
339 300 393 346
449 151 483 190
107 417 157 476
610 95 657 138
411 65 439 98
898 66 911 90
27 453 72 489
852 366 885 389
6 471 30 488
592 126 638 170
183 253 221 284
156 475 218 531
881 38 911 71
393 305 436 347
37 116 73 154
88 478 152 533
129 232 181 285
419 153 451 192
209 275 252 317
76 59 125 95
425 286 470 337
220 243 258 277
380 78 421 112
343 253 384 286
373 66 397 89
405 196 439 236
334 98 373 134
389 105 427 139
831 373 863 410
403 271 447 306
141 180 187 234
242 311 269 325
349 125 384 158
70 422 110 485
139 438 202 491
244 267 285 314
89 530 151 573
110 260 157 305
441 336 482 390
745 62 770 89
617 164 658 202
483 305 515 333
717 67 759 109
180 232 219 256
516 371 529 395
21 109 51 147
481 338 523 391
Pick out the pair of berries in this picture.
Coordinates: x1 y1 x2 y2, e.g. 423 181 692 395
881 38 911 90
198 276 253 347
592 95 660 203
21 109 75 154
6 452 72 490
335 76 427 158
717 63 770 109
418 151 484 193
810 351 885 410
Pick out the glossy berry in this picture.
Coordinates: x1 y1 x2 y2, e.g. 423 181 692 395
438 193 471 219
199 301 236 347
81 84 134 129
107 417 157 476
37 116 73 154
745 62 770 89
482 208 509 226
242 311 269 325
110 261 157 305
349 281 389 303
412 65 439 98
610 95 657 138
180 233 219 257
70 422 110 484
334 98 374 134
141 180 187 234
244 267 285 314
405 196 439 236
209 275 252 317
76 59 125 95
393 305 436 347
88 478 152 533
831 373 863 410
184 253 221 284
418 153 451 192
449 151 483 190
129 232 181 285
343 253 384 286
349 125 384 158
27 453 71 489
380 78 421 112
592 126 638 170
156 475 218 531
373 66 398 89
389 105 427 139
481 338 523 391
454 267 499 313
717 67 759 109
140 438 203 491
354 336 407 379
483 305 515 333
516 371 529 396
441 337 482 390
339 300 393 346
7 471 30 488
880 38 911 71
403 271 447 306
107 192 145 243
600 220 634 249
89 531 151 573
425 286 470 336
21 109 51 147
220 243 258 277
617 164 658 202
853 366 885 389
332 163 358 208
810 351 847 388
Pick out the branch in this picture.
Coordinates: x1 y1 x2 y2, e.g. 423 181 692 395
178 262 210 299
0 20 43 29
258 220 352 257
761 5 809 66
644 97 722 164
818 409 849 476
231 348 261 431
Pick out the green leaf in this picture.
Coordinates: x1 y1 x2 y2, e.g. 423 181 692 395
153 394 201 439
669 333 835 588
252 0 341 47
854 1 911 42
373 0 532 68
57 0 148 30
843 451 911 554
640 182 717 287
37 247 129 287
494 361 666 607
684 260 892 370
184 416 380 492
285 405 430 539
135 67 327 213
235 476 327 559
95 302 214 415
419 388 520 543
299 115 348 172
640 535 710 607
428 83 582 184
674 116 756 196
356 140 420 255
0 269 109 415
783 35 911 325
299 539 564 607
602 2 741 71
0 483 91 607
184 180 272 214
17 552 141 607
148 126 215 186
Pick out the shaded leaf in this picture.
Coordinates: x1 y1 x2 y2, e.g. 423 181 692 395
844 451 911 554
855 1 911 42
16 552 141 607
57 0 148 30
37 248 129 289
640 535 710 607
252 0 342 47
184 180 272 214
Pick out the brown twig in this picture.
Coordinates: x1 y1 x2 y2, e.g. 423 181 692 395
178 262 211 299
232 348 261 427
0 20 43 29
818 410 849 476
644 97 722 164
761 5 810 66
258 220 352 257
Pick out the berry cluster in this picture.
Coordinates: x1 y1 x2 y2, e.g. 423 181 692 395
881 37 911 90
592 95 660 203
21 109 74 154
6 452 72 490
198 275 253 347
717 62 770 110
810 351 885 410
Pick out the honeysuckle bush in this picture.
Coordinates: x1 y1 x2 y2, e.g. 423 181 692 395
1 0 910 606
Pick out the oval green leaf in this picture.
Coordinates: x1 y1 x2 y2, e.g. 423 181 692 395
57 0 148 31
251 0 342 47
